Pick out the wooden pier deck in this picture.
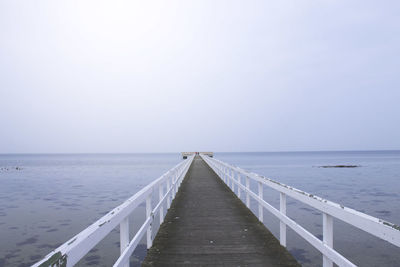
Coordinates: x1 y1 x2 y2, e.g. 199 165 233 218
142 156 300 266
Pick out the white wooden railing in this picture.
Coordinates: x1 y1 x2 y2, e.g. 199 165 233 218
33 155 194 267
201 154 400 267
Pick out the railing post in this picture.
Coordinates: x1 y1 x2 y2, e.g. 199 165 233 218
237 173 241 198
231 169 235 192
224 167 227 183
146 193 152 249
159 184 164 224
228 169 232 189
120 217 129 267
246 176 250 208
280 192 287 247
226 168 232 189
258 181 263 222
171 171 175 198
323 213 333 267
167 175 171 209
231 169 235 191
226 167 228 184
174 170 178 197
179 166 184 185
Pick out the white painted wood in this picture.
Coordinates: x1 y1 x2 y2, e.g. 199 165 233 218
280 192 287 247
119 217 129 267
237 172 241 198
228 169 231 189
159 185 164 224
114 217 151 267
323 213 333 267
146 194 152 249
224 166 227 183
229 169 232 189
174 170 178 198
120 217 129 254
231 169 235 191
258 181 263 222
246 176 250 208
167 176 171 209
175 169 179 195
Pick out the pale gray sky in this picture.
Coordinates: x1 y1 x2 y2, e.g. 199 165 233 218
1 1 399 153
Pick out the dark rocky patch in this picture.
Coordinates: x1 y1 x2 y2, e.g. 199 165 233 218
16 236 38 246
43 197 57 201
371 192 398 197
30 254 43 261
37 243 62 249
18 261 36 267
319 165 360 168
57 219 71 222
375 210 392 216
4 253 17 260
60 203 80 207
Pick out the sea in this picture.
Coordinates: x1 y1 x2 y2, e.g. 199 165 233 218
0 151 399 267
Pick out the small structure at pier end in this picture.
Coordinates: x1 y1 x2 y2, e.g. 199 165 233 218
181 152 213 159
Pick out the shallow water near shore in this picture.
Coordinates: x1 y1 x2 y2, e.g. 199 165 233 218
0 151 399 266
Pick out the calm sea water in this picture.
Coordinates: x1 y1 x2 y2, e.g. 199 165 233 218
0 151 399 266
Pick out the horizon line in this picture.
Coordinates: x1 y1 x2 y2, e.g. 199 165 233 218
1 149 400 155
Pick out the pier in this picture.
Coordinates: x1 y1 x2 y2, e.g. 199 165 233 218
34 154 400 267
142 156 298 266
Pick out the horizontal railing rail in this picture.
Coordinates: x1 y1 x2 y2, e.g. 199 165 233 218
33 155 194 267
200 154 400 267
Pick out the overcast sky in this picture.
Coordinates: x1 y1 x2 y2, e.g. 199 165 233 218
1 1 399 153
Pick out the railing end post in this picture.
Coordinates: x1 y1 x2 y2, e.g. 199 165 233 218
280 192 287 247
